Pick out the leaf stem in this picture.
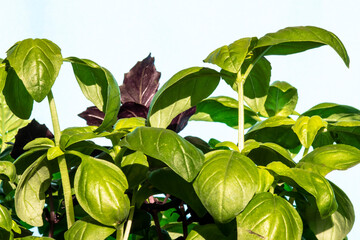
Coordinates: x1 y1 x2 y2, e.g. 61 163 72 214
237 75 245 151
123 188 138 240
47 91 75 228
303 147 310 157
116 222 124 240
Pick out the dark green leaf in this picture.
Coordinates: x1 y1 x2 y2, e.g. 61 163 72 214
148 67 220 129
13 148 48 175
297 144 360 176
0 204 12 232
267 161 337 218
204 37 256 73
292 116 327 148
0 60 6 92
65 57 120 132
236 192 302 240
312 129 334 148
187 224 231 240
190 96 259 129
302 103 360 122
6 39 63 102
14 237 54 240
149 168 207 217
120 126 204 182
64 216 116 240
265 81 298 117
327 121 360 149
2 68 33 119
70 151 130 226
184 136 212 154
14 154 51 226
193 150 258 223
255 26 349 67
121 151 149 189
0 161 16 182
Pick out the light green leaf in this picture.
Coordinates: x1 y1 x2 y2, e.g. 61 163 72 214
15 154 51 226
204 37 256 73
15 237 54 240
120 126 204 182
292 116 327 148
215 141 239 152
69 151 130 226
148 67 220 129
47 146 64 160
121 151 148 189
193 150 258 223
0 204 12 232
190 96 260 129
0 161 16 182
236 192 302 240
2 68 34 119
297 144 360 176
64 216 116 240
256 167 274 193
186 224 231 240
302 103 360 122
6 39 63 102
149 168 207 217
11 220 21 234
267 161 337 218
0 60 6 92
255 26 349 67
23 138 55 151
114 117 146 132
265 81 298 117
65 57 120 132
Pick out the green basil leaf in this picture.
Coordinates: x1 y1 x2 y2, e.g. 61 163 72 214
190 96 260 129
69 151 129 226
65 57 120 132
0 60 6 92
6 39 63 102
148 67 220 129
328 120 360 149
0 204 12 232
267 161 337 218
193 150 258 223
256 167 274 193
242 139 296 167
255 26 349 67
149 168 207 217
312 129 334 148
23 138 55 151
120 126 204 182
114 117 146 132
265 81 298 117
2 68 34 119
64 216 116 240
204 37 256 73
0 161 16 182
302 182 354 240
297 144 360 176
47 146 64 160
15 237 54 240
14 154 51 226
302 103 360 122
121 151 148 189
236 192 302 240
292 116 327 148
13 148 48 175
187 224 231 240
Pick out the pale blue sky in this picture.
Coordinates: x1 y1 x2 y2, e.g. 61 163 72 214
2 0 360 238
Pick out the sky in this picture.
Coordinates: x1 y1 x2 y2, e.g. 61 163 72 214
1 0 360 238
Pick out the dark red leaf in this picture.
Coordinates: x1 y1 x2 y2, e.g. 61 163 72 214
11 119 54 159
120 54 160 107
118 102 149 119
167 107 196 133
78 106 105 126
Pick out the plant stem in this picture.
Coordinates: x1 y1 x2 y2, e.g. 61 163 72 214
237 77 245 151
123 188 138 240
303 147 310 157
116 223 124 240
48 187 56 238
47 91 75 228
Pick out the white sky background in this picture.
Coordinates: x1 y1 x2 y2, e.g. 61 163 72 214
2 0 360 238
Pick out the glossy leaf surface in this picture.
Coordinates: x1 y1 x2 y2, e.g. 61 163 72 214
255 26 349 67
121 150 148 189
297 144 360 176
236 192 302 240
265 81 298 117
193 150 258 223
292 116 327 148
0 161 16 182
23 138 54 151
328 120 360 149
64 216 116 240
15 154 50 226
148 67 220 129
190 96 259 129
267 161 337 218
71 151 129 226
6 39 63 102
204 37 255 73
0 204 12 232
120 126 204 182
302 103 360 122
256 167 274 193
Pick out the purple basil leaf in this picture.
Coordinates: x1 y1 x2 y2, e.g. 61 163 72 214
78 106 105 126
120 54 160 107
118 102 149 119
11 119 54 159
167 107 196 133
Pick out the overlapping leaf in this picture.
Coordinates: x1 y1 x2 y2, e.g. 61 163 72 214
0 59 6 92
186 224 231 240
121 150 148 188
0 204 12 232
292 116 327 148
0 161 16 182
328 120 360 149
265 81 298 117
302 103 360 122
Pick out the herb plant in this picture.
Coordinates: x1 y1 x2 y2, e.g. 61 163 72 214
0 26 358 240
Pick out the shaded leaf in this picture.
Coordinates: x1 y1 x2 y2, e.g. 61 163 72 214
64 216 116 240
118 102 149 119
312 129 334 148
148 67 220 129
327 120 360 149
265 81 298 117
292 116 327 148
78 106 104 126
6 38 63 102
13 148 48 175
236 192 302 240
120 54 160 107
184 136 212 154
0 161 16 182
193 150 258 223
167 106 196 133
255 26 349 67
121 150 148 189
302 103 360 122
120 126 204 182
186 224 231 240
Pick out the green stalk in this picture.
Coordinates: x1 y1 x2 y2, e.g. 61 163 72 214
116 223 125 240
123 188 138 240
47 91 75 228
303 147 310 157
237 72 245 151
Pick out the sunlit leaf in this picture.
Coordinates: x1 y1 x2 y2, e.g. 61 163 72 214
0 59 6 92
256 167 274 193
0 204 12 232
186 224 231 240
265 81 298 117
0 161 16 182
121 150 148 189
302 103 360 122
292 116 327 148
